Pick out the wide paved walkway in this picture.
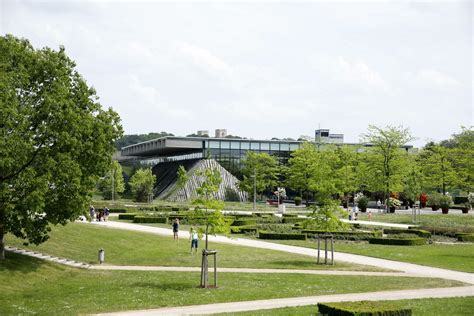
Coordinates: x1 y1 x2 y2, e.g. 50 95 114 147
87 221 474 285
95 286 474 316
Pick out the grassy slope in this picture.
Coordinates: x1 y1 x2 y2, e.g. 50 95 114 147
267 239 474 272
219 297 474 316
5 222 381 271
0 252 465 316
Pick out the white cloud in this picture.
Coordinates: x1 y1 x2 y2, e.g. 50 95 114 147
415 69 463 89
311 55 391 93
174 40 234 80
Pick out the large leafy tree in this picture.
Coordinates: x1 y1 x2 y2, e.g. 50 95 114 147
129 168 156 202
449 127 474 192
361 125 413 206
0 35 122 260
97 161 125 200
418 143 457 195
238 152 279 199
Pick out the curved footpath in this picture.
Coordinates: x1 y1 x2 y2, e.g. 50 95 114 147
87 221 474 285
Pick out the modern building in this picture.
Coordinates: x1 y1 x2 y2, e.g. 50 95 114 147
315 129 344 144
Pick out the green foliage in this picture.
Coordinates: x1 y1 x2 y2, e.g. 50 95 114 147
191 168 231 249
303 200 349 232
281 217 306 224
361 125 413 202
239 151 279 198
302 230 382 241
427 192 442 207
369 237 427 246
230 225 258 234
232 219 257 226
258 231 307 240
129 168 156 202
132 216 167 224
403 157 423 202
356 196 369 209
418 143 457 194
0 35 122 256
456 233 474 242
224 186 240 202
294 196 302 205
97 161 125 200
118 213 138 220
176 165 188 190
388 198 402 208
384 229 431 238
439 194 453 208
317 301 412 316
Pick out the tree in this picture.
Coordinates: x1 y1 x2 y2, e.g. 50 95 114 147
418 143 457 195
286 142 318 206
404 156 423 205
239 152 279 199
334 146 360 209
449 127 474 192
191 168 232 288
0 35 122 260
97 161 125 200
361 125 413 207
129 168 156 202
303 199 349 231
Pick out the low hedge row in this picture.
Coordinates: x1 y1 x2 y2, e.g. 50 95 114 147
232 219 257 226
384 228 431 238
282 217 306 224
317 301 412 316
302 230 382 241
418 226 474 237
258 231 306 240
230 225 258 234
133 216 168 224
368 237 427 246
456 233 474 242
118 213 138 220
108 208 129 213
282 214 298 218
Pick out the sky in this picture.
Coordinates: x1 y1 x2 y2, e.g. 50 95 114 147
1 0 472 147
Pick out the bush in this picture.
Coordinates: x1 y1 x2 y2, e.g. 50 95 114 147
427 192 442 207
294 196 302 206
302 230 382 240
108 208 129 213
385 228 431 238
456 233 474 242
232 219 257 226
368 237 427 246
282 214 298 217
454 196 468 204
282 217 306 224
439 195 453 209
133 216 167 224
225 186 241 202
258 231 306 240
420 225 474 237
230 225 258 234
357 196 369 210
258 224 295 234
118 213 138 220
317 301 412 316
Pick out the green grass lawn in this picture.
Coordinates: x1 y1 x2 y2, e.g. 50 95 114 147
5 222 382 271
267 239 474 272
218 297 474 316
357 212 474 228
0 252 466 316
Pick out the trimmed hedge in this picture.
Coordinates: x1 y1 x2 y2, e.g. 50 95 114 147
230 225 258 234
282 214 298 218
419 226 474 237
282 217 306 224
232 219 257 226
118 213 138 220
303 230 382 241
133 216 167 224
258 231 306 240
318 301 412 316
385 228 431 238
108 208 129 213
369 237 427 246
456 233 474 242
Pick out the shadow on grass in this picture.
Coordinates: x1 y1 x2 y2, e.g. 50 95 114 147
131 282 196 291
269 260 320 268
0 251 43 273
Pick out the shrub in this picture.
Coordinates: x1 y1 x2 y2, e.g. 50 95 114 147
439 195 453 209
456 233 474 242
388 198 402 208
108 208 129 213
357 196 369 210
258 231 306 240
224 186 241 202
133 216 167 224
419 225 474 237
282 217 306 224
454 196 468 205
385 228 431 238
302 230 382 241
317 301 412 316
368 237 427 246
258 224 295 234
230 225 258 234
118 213 138 220
294 196 302 206
232 219 257 226
427 192 442 207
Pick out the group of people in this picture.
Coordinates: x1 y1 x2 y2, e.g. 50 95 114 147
171 218 199 254
89 205 109 222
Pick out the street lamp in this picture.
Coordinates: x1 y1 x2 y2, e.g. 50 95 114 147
251 169 256 211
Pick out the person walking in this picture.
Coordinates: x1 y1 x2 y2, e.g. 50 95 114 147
89 205 95 222
172 218 180 240
376 199 382 213
104 207 110 221
190 227 199 254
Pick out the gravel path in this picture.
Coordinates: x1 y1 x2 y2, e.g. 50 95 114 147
94 286 474 316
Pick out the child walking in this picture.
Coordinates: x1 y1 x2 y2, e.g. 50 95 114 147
190 227 199 254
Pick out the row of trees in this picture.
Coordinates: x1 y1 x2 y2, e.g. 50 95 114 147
238 126 473 205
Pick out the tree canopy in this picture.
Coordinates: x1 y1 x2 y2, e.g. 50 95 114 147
97 161 125 200
0 35 122 259
238 152 280 199
129 168 156 202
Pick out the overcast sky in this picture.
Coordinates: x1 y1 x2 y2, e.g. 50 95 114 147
1 0 472 146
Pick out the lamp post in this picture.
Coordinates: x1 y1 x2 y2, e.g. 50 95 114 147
252 169 256 211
